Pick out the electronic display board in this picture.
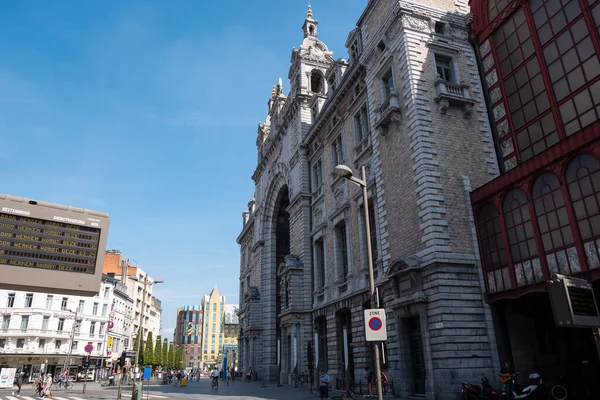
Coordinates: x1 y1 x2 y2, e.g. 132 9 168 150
548 274 600 328
0 193 109 296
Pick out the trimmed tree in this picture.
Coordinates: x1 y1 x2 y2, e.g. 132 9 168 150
174 346 184 369
132 334 144 366
144 331 154 366
162 338 169 368
167 342 174 369
154 335 162 366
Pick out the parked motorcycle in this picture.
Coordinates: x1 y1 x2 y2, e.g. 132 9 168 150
462 375 499 400
502 372 546 399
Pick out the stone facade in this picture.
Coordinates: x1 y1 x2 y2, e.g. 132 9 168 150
238 1 501 398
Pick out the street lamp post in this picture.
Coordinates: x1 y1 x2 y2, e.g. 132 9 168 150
334 164 384 400
129 273 164 400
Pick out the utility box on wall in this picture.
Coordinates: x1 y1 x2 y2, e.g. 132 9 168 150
548 274 600 328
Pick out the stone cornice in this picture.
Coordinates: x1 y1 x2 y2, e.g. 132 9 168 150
236 215 255 244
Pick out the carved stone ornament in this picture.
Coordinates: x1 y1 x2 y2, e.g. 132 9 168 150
314 205 324 224
333 185 346 206
402 15 430 33
450 28 469 40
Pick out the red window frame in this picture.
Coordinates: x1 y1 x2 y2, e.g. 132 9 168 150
477 203 507 270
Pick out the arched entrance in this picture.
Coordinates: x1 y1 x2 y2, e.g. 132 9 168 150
262 183 290 381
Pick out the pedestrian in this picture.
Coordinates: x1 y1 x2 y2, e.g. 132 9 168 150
43 374 53 398
498 361 516 400
230 367 235 383
319 370 330 400
13 372 24 396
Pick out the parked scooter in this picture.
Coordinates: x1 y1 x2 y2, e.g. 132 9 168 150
462 376 499 400
502 372 545 399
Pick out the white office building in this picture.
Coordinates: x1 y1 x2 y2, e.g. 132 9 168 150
0 274 133 381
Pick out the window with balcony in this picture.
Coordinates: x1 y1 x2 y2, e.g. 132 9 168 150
61 297 68 311
2 315 10 329
78 300 85 313
39 339 46 349
25 293 33 307
16 339 24 348
314 238 326 291
55 340 62 349
42 316 49 330
46 295 53 309
335 221 349 281
332 135 344 168
58 318 65 331
20 316 29 330
354 104 369 151
7 293 15 308
312 159 323 191
382 70 395 98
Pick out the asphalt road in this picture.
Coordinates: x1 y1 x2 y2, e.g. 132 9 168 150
0 378 326 400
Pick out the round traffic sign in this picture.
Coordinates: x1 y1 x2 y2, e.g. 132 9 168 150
368 317 383 331
84 344 94 353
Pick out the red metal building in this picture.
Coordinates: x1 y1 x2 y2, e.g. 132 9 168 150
469 0 600 393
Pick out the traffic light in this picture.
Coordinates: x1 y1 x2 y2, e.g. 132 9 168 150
82 355 90 368
119 351 126 367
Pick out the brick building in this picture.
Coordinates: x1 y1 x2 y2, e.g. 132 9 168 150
237 1 502 398
469 0 600 396
173 305 203 368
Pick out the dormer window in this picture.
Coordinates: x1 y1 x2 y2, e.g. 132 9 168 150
377 40 386 52
350 41 359 61
435 21 446 35
311 70 324 94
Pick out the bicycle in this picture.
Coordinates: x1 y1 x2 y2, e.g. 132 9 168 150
550 375 590 400
53 378 73 390
291 372 305 389
211 376 219 390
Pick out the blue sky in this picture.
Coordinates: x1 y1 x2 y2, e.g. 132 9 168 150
0 0 366 336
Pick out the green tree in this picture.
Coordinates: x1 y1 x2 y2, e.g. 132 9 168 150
144 331 154 366
167 342 174 369
174 346 184 369
154 335 162 366
162 338 169 368
132 334 144 366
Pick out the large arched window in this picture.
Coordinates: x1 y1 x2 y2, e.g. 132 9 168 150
503 189 537 262
532 172 579 275
566 154 600 269
477 203 507 270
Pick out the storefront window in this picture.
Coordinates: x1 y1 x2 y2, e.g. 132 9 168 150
477 203 507 269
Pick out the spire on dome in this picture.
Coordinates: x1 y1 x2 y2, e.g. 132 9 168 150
302 0 318 38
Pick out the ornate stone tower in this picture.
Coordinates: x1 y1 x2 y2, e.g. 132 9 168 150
237 4 334 382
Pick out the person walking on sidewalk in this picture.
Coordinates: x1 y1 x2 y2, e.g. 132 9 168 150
12 372 23 396
319 370 330 400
